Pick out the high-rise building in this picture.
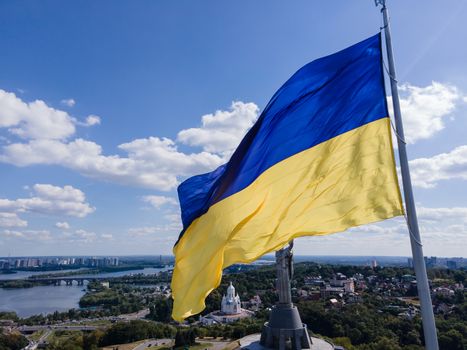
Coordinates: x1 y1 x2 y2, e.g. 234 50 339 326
424 256 438 268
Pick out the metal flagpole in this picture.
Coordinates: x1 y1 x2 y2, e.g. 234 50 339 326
376 1 439 349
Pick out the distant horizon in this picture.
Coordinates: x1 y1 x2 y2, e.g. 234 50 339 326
2 254 466 259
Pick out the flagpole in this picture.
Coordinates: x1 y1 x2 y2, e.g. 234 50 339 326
376 1 439 349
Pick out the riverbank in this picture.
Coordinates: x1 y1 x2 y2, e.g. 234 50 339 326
28 265 166 279
0 265 172 285
0 267 171 317
0 280 53 289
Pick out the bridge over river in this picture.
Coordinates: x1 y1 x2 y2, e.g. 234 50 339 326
25 276 112 286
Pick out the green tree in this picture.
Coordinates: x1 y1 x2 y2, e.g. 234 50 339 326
232 325 246 339
148 297 173 322
0 311 19 321
83 329 104 350
332 337 355 350
400 330 421 346
438 329 465 350
358 336 401 350
0 332 29 350
453 271 465 284
348 328 362 344
174 328 196 348
99 320 175 346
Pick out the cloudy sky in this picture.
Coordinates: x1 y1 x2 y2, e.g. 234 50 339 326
1 1 466 257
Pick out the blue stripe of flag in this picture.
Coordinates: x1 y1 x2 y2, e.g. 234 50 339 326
176 33 388 245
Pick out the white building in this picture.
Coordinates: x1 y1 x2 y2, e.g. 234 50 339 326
200 282 253 325
221 282 242 315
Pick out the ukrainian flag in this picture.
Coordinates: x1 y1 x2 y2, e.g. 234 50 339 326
171 34 403 321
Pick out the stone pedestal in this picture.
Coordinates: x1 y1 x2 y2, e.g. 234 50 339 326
260 303 312 350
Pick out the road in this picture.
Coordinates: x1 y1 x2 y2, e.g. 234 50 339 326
208 338 236 350
132 338 172 350
19 324 101 332
22 329 51 350
17 308 152 350
17 307 150 334
120 307 150 320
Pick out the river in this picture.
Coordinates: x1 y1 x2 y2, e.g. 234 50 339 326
0 268 88 280
0 284 86 317
0 267 171 317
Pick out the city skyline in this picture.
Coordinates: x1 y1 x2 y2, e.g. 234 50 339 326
1 1 467 257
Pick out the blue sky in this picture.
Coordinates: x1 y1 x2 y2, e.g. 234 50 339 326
1 1 467 257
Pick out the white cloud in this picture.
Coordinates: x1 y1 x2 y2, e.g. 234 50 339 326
118 136 222 173
84 115 101 126
60 98 76 107
0 99 257 190
74 114 101 127
417 206 467 222
1 83 465 194
0 89 76 140
142 195 177 209
0 90 101 145
128 226 159 237
177 101 259 157
296 205 467 256
74 229 96 243
2 229 51 241
5 88 460 194
55 221 70 230
0 184 95 218
2 229 24 238
0 139 69 166
348 221 406 236
410 145 467 188
416 206 467 243
0 137 223 190
164 213 181 223
128 223 181 237
57 228 103 244
388 82 461 144
0 212 27 228
34 184 86 203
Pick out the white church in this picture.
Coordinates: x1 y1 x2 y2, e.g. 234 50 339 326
221 282 242 314
200 282 254 325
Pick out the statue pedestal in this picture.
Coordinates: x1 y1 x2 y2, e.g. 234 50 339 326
260 303 312 350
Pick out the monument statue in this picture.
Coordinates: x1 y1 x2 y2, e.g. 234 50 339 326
275 241 294 305
260 240 312 350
